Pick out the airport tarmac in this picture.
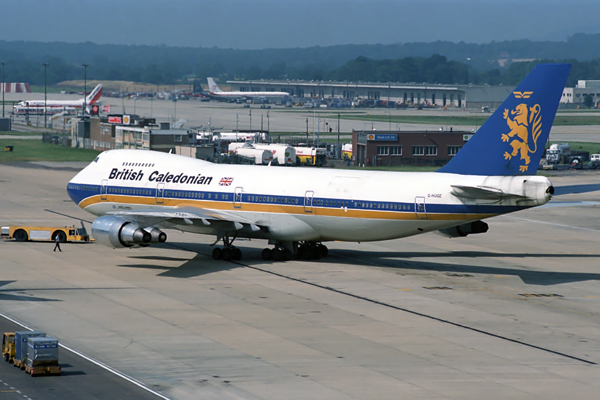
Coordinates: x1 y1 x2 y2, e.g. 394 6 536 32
5 91 600 143
0 317 165 400
1 161 600 399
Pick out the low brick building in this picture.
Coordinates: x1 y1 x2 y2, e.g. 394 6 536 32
352 129 473 167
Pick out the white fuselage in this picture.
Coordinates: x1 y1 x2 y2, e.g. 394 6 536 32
67 150 552 243
13 85 102 115
13 99 85 115
209 90 289 99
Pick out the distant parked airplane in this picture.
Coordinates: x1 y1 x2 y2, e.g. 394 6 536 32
207 78 288 101
13 84 103 115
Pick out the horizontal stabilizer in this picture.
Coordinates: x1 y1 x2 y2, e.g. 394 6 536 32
451 185 528 200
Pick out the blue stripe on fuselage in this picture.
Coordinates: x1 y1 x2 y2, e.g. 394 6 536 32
67 182 527 216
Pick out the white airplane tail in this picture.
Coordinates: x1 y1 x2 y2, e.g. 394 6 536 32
86 84 103 105
207 77 222 93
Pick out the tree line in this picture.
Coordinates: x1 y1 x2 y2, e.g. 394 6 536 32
2 37 600 88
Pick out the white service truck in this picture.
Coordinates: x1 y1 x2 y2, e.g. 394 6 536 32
545 143 570 165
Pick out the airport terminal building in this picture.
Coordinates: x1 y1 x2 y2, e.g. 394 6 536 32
228 79 516 109
560 80 600 108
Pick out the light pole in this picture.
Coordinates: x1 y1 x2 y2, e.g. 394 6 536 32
337 113 340 145
43 63 49 128
317 116 320 146
305 117 308 143
384 111 391 131
1 62 5 119
173 96 177 122
82 64 89 117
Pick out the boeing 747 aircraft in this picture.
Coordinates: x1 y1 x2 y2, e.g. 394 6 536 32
13 84 103 115
67 64 570 261
207 77 289 101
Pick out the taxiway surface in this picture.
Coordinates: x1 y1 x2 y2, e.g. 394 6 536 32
5 92 600 143
1 162 600 399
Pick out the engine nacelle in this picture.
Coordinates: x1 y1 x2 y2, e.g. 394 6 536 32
91 216 165 248
147 227 167 244
437 220 489 238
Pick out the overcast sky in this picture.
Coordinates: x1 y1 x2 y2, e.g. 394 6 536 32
2 0 600 49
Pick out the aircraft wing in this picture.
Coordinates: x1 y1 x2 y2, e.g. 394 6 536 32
107 206 264 231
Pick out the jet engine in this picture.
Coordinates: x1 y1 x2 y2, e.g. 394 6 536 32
437 220 489 238
91 216 166 248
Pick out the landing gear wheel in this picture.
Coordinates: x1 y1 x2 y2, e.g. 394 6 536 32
212 247 223 260
216 233 243 261
307 244 321 260
261 248 272 260
222 247 233 261
272 247 284 261
283 248 293 261
299 244 311 260
232 247 242 261
317 244 328 258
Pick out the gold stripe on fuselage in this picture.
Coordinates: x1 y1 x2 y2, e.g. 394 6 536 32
79 194 494 222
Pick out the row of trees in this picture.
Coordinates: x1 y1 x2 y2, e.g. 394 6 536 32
3 45 600 89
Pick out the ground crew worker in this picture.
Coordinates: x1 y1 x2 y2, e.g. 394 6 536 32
53 235 62 252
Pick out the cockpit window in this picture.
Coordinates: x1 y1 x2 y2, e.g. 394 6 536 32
93 157 100 163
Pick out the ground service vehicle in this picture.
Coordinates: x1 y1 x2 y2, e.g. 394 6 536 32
13 331 46 369
342 143 352 160
1 225 92 242
545 143 571 164
294 146 327 166
2 332 16 363
569 155 584 169
589 154 600 169
25 337 61 376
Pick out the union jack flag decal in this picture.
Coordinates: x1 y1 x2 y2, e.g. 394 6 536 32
219 177 234 186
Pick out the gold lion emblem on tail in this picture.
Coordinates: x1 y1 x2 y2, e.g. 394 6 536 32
501 102 542 172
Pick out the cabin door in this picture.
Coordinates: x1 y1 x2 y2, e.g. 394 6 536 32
101 179 108 200
414 196 428 220
156 183 165 204
304 190 314 213
234 187 243 208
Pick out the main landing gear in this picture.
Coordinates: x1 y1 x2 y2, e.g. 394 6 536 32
212 234 242 261
261 241 328 262
261 246 292 262
211 236 329 262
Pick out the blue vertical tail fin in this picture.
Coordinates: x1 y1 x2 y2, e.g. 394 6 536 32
438 63 571 176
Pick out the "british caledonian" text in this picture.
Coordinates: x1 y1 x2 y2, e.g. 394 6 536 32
108 168 213 185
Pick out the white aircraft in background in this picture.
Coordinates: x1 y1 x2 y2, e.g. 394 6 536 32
206 77 289 101
67 64 570 262
13 84 103 115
